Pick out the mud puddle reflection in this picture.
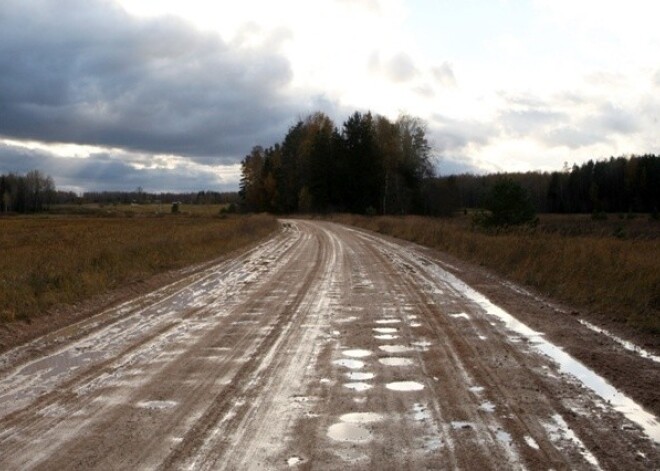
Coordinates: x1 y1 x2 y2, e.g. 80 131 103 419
327 412 384 443
427 262 660 443
386 381 424 391
333 359 364 369
379 357 414 367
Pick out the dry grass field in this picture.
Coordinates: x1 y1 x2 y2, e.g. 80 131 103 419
47 203 232 217
332 214 660 335
0 213 277 324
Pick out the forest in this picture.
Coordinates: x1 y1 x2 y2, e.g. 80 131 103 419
240 111 433 215
438 154 660 215
0 170 56 213
239 111 660 217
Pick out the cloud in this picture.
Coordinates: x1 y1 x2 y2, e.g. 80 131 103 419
496 91 642 151
429 114 496 152
369 51 418 83
540 127 602 149
413 84 434 97
499 109 567 136
0 142 238 192
431 63 457 88
541 103 641 149
582 102 640 135
335 0 382 12
0 0 301 163
434 156 482 176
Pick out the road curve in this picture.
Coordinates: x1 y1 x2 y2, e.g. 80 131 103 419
0 220 657 470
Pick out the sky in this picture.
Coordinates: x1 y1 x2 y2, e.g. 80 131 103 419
1 0 659 193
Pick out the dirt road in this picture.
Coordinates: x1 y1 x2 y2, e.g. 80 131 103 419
0 220 658 470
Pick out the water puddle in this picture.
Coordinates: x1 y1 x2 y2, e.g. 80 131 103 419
287 456 303 466
479 401 496 412
333 359 365 369
327 423 372 443
578 319 660 364
545 413 602 468
413 403 431 421
374 334 399 340
412 340 432 349
373 327 397 334
423 436 443 451
524 435 540 450
14 349 105 384
451 421 474 430
136 400 178 410
495 428 512 444
430 264 660 443
375 319 401 324
379 357 414 366
344 382 372 392
327 412 383 443
379 345 413 354
532 340 660 442
341 412 384 423
343 349 372 358
386 381 424 391
346 372 375 381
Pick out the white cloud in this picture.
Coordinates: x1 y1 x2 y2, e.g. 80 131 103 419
431 63 457 88
369 51 418 83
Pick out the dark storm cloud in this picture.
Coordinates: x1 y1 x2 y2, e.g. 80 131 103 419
0 143 233 192
0 0 299 163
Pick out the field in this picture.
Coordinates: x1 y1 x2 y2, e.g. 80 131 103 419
46 202 232 217
0 211 277 324
330 213 660 336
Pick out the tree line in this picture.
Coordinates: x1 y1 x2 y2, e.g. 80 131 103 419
79 190 238 206
239 113 659 217
434 154 659 215
0 170 56 213
1 171 239 213
239 111 434 214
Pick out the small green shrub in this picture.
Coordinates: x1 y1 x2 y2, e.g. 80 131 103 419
474 179 537 228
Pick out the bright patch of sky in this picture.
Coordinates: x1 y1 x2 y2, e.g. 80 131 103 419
1 0 658 191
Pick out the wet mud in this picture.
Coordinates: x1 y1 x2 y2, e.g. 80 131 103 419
0 220 658 470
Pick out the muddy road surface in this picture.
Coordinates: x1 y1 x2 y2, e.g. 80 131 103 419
0 220 658 470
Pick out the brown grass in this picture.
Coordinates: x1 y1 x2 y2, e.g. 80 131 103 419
331 214 660 335
0 213 277 324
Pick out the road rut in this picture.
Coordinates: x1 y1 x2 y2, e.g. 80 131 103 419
0 220 658 470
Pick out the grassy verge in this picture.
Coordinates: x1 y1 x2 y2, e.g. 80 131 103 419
331 214 660 335
0 213 277 323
